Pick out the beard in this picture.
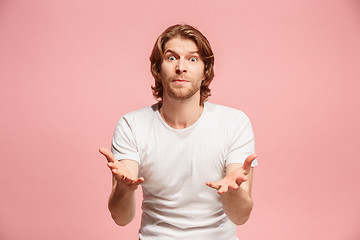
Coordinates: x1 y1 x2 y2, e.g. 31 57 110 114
162 79 201 101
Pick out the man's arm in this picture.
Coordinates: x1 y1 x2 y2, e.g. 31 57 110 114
206 154 256 225
99 148 144 226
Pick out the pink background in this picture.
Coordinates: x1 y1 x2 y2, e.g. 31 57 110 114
1 0 360 239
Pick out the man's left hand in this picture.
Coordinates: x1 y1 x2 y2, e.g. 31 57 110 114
206 153 257 194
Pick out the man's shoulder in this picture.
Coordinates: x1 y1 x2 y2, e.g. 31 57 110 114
115 104 159 129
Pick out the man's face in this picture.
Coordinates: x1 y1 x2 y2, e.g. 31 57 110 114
159 37 205 102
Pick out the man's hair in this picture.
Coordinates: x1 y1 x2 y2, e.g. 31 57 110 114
150 24 215 104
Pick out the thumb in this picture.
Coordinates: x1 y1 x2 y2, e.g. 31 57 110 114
242 153 257 174
99 147 115 163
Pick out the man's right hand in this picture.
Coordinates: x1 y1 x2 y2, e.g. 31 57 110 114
99 148 144 191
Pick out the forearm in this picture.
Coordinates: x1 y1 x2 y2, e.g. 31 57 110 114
221 186 253 225
108 182 137 226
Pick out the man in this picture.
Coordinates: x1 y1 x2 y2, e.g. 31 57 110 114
99 24 257 240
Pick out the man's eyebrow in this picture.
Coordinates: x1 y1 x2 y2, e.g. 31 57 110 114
188 51 200 55
164 49 176 54
164 49 200 55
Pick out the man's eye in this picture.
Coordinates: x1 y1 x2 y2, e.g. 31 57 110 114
168 56 176 61
190 57 197 62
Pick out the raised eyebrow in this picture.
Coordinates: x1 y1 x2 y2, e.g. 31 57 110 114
188 52 202 60
164 49 200 56
164 49 178 56
188 51 200 55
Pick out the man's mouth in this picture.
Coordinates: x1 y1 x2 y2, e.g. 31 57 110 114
173 79 189 83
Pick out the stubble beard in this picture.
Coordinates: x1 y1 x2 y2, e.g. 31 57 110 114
163 80 201 101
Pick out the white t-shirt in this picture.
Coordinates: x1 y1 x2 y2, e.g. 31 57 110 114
111 102 257 240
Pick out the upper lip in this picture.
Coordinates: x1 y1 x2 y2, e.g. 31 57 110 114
173 79 189 82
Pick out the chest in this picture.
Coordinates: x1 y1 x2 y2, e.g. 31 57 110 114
137 126 228 192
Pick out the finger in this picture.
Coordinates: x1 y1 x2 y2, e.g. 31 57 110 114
108 163 126 181
229 182 239 190
107 162 120 170
111 168 121 177
235 175 248 185
242 153 257 174
218 185 229 194
111 168 127 180
99 148 115 163
206 182 221 190
132 177 145 185
107 162 116 169
111 168 125 182
123 176 133 184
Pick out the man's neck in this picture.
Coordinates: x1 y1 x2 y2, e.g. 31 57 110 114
159 94 204 129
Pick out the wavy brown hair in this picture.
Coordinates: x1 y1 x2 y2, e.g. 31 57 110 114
150 24 215 105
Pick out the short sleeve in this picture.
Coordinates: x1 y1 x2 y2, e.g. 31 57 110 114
111 116 140 163
225 113 258 167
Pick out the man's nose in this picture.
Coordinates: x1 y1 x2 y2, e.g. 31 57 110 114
175 59 187 74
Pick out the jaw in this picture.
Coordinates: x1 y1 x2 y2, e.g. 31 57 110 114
164 82 201 102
